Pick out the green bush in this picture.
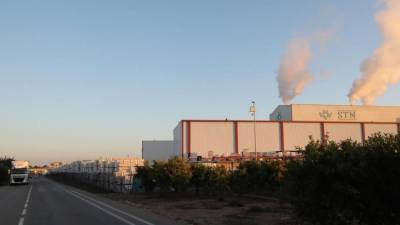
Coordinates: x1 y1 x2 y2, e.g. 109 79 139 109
0 164 9 184
136 133 400 224
190 164 208 194
203 166 230 195
140 157 192 193
284 134 400 225
160 157 192 192
0 157 13 184
138 158 281 195
135 161 156 192
231 161 281 193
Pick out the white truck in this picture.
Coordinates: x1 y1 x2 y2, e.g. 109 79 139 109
10 160 30 185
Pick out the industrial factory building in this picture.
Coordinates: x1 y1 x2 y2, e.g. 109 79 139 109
142 104 400 162
142 140 177 162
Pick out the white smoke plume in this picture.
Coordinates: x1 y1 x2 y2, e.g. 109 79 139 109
348 0 400 105
277 25 337 104
277 38 313 104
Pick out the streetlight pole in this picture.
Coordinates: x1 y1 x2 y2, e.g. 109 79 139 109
249 101 257 160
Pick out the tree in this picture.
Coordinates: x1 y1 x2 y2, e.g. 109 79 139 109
0 157 14 184
203 166 230 195
284 134 400 225
135 161 156 192
190 164 208 194
159 157 192 192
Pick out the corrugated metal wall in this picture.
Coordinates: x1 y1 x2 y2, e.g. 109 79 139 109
179 121 399 158
238 122 281 153
284 122 321 150
365 124 398 138
190 121 235 157
324 123 362 143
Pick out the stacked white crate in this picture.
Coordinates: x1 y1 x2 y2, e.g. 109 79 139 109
112 157 144 181
50 157 144 177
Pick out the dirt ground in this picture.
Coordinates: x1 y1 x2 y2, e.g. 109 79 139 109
104 193 295 225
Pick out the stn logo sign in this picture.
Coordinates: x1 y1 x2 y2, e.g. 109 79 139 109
337 110 356 120
319 110 356 120
319 110 332 120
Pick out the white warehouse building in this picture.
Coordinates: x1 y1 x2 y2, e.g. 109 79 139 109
141 140 178 162
142 104 400 161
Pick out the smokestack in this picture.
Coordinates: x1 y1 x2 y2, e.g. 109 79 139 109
277 38 313 104
348 0 400 105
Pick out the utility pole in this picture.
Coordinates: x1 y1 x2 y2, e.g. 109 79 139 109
249 101 257 160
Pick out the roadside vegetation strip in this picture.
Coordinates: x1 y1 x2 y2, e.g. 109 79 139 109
65 190 138 225
70 190 155 225
0 157 13 185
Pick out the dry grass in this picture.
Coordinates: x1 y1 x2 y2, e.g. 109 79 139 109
104 193 295 225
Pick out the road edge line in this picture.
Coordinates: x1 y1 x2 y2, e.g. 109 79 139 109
71 190 155 225
65 190 138 225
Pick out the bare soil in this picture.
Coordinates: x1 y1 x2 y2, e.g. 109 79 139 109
103 193 295 225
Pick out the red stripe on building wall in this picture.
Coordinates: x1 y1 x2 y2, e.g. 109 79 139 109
361 123 366 143
187 121 191 157
279 122 285 151
234 121 239 154
181 121 184 159
183 119 398 125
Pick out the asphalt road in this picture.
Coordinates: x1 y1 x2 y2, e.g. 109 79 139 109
0 177 182 225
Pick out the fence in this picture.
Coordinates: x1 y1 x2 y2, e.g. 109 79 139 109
49 158 144 193
49 166 139 193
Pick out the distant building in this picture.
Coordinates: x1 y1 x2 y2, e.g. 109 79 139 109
270 104 400 122
30 166 48 175
49 162 63 169
145 104 400 161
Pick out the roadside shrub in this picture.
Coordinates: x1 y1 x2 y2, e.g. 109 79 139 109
152 161 169 192
0 157 13 184
138 159 230 194
0 164 9 184
135 161 156 192
0 157 13 168
165 157 192 192
202 166 230 195
190 164 208 194
284 134 400 225
152 157 192 192
137 158 282 195
230 167 248 194
231 160 281 193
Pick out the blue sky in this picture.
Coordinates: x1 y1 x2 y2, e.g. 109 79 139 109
1 0 399 165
